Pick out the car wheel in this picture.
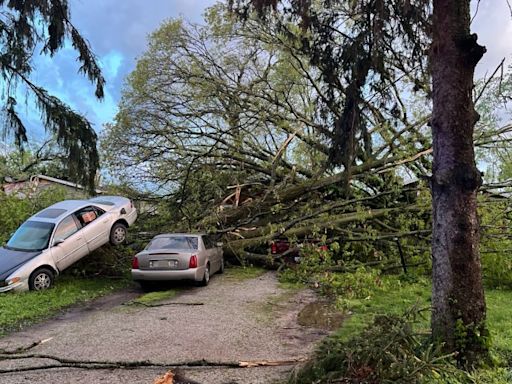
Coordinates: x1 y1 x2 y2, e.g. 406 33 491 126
219 257 225 274
29 268 54 291
110 222 127 246
199 263 210 287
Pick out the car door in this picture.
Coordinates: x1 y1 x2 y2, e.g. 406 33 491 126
212 237 222 271
202 236 219 273
73 206 109 252
50 215 88 271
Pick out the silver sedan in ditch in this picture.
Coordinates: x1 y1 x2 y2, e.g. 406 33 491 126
131 233 224 287
0 196 137 292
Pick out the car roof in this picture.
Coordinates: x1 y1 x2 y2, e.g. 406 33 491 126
88 196 128 206
153 233 205 238
27 200 95 224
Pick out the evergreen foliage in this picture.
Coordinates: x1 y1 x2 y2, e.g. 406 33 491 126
0 0 103 192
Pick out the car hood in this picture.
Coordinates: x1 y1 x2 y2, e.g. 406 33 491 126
0 247 42 281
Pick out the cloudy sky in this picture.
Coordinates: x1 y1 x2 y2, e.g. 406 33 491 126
23 0 216 142
19 0 512 143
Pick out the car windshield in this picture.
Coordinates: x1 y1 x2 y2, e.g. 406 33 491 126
6 221 55 252
146 236 198 250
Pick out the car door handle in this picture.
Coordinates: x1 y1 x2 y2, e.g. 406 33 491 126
102 220 108 223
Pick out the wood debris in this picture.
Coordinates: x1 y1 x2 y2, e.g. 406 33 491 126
153 370 174 384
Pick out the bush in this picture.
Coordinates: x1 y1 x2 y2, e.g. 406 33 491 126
322 267 383 299
0 187 66 244
279 244 335 285
289 308 465 384
66 245 135 278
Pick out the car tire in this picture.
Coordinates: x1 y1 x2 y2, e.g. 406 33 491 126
219 257 225 274
198 263 210 287
29 268 54 291
110 222 127 246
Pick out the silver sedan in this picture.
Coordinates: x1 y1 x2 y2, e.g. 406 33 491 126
0 196 137 292
131 233 224 287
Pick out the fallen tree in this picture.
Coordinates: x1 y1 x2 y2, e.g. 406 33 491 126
101 4 512 274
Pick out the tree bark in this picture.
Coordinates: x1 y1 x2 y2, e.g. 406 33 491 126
430 0 488 363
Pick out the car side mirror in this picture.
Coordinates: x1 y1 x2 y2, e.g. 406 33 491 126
216 242 223 248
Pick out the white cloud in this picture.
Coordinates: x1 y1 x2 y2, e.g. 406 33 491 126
472 0 512 77
19 0 512 141
100 51 124 80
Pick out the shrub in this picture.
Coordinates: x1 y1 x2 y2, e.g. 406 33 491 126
289 308 465 384
0 187 66 244
279 244 335 285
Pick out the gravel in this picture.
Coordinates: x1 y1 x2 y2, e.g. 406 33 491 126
0 271 328 384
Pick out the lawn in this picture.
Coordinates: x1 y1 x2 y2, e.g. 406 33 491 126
335 276 432 342
294 274 512 383
0 276 129 336
335 276 512 354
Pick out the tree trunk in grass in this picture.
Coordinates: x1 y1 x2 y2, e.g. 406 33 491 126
430 0 488 363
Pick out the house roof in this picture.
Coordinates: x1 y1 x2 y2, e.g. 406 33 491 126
2 174 103 194
29 175 103 194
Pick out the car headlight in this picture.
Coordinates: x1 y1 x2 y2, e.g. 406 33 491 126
6 277 21 285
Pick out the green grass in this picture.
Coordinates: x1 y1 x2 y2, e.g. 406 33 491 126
130 289 178 305
0 276 128 335
487 289 512 353
335 276 431 341
278 280 305 290
223 265 267 281
336 277 512 351
308 275 512 383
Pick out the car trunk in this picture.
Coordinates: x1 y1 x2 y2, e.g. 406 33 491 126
137 250 195 271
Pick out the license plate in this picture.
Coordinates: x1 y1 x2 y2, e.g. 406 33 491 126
150 260 178 269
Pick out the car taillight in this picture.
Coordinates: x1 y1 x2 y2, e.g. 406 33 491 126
189 255 198 268
271 242 277 254
319 245 328 251
132 256 139 269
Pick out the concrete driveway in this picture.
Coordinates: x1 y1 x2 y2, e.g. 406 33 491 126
0 271 330 384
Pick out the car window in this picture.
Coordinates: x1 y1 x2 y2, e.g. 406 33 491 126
74 206 105 227
146 236 199 250
202 236 213 249
53 215 80 243
35 208 67 219
6 221 55 251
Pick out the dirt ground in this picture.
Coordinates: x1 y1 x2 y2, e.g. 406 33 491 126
0 271 334 384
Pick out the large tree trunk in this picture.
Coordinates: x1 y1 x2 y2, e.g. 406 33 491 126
430 1 488 363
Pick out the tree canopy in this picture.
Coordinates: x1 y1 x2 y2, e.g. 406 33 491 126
102 7 434 237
